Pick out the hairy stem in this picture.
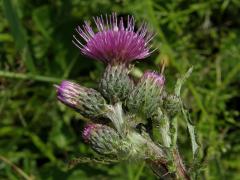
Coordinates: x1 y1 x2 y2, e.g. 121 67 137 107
148 147 190 179
149 159 175 180
173 148 190 180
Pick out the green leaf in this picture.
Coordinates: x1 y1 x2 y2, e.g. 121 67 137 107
2 0 36 73
67 156 119 169
26 132 57 162
181 108 199 158
174 67 193 96
32 6 53 40
2 0 27 49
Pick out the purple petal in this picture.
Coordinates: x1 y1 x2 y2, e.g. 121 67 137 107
73 13 154 64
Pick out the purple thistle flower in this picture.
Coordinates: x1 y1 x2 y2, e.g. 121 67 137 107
143 71 165 87
73 13 154 64
55 81 107 118
55 80 81 108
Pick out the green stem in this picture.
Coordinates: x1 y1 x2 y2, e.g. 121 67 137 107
0 70 62 83
0 155 34 180
173 148 191 180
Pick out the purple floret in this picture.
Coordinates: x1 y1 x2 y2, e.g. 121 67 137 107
73 13 154 64
143 71 165 86
55 81 81 108
82 124 97 142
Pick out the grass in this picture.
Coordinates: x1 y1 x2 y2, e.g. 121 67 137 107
0 0 240 179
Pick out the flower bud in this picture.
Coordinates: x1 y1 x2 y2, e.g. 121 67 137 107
163 94 181 116
128 71 165 118
99 64 134 103
83 124 121 156
83 124 166 161
56 81 107 118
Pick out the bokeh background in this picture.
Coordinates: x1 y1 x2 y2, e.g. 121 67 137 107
0 0 240 179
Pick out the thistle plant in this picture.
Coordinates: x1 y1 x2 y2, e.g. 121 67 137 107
56 13 200 179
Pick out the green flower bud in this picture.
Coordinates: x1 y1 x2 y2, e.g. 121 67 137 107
83 124 121 156
56 81 107 119
83 124 166 161
99 64 134 103
163 94 181 116
128 71 165 118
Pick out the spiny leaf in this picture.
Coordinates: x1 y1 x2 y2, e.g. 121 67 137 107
181 107 200 158
67 156 119 169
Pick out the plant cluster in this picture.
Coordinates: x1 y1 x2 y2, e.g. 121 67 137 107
56 13 199 179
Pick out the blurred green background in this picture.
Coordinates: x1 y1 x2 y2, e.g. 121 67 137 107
0 0 240 179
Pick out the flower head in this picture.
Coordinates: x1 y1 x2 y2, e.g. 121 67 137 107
127 71 165 118
55 80 107 118
56 80 81 108
73 13 154 64
82 123 121 155
99 64 134 103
